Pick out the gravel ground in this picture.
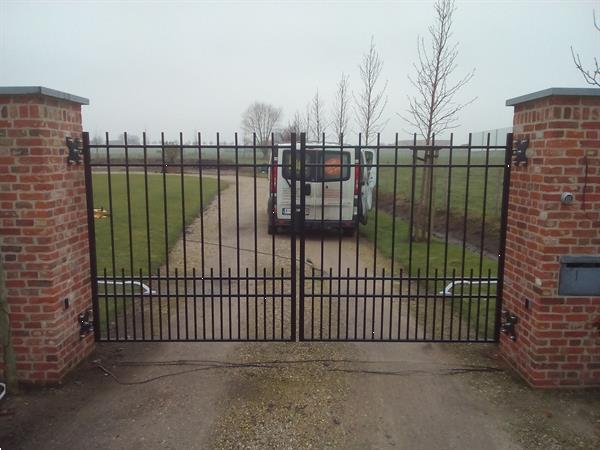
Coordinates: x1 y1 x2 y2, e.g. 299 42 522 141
1 176 599 449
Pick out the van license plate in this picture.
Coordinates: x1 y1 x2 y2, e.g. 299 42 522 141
282 208 311 216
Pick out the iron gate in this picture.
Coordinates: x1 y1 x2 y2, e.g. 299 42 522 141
83 131 512 343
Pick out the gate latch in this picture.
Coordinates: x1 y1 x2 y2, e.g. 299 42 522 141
79 309 94 338
500 310 518 341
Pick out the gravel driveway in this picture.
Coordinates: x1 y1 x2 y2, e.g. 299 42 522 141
2 176 598 449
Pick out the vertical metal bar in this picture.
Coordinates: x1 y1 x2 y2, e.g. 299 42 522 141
197 133 206 341
467 267 474 341
354 133 362 340
424 134 436 338
228 267 232 340
234 133 241 340
121 268 127 339
123 133 136 338
380 267 385 340
280 267 284 340
363 267 367 340
290 133 297 341
458 134 473 341
372 134 381 309
407 134 417 340
476 133 492 341
216 133 223 340
390 133 399 341
494 133 513 341
414 267 421 341
139 268 145 340
210 267 215 340
397 268 403 340
271 133 276 341
105 132 117 338
431 268 438 340
246 267 250 340
346 267 350 340
337 134 343 340
193 267 198 340
246 267 250 341
484 268 492 340
449 267 456 340
175 267 180 339
311 267 315 340
142 132 153 340
252 134 259 338
299 133 306 340
328 267 333 340
103 269 109 340
82 132 100 341
157 267 163 340
179 132 188 340
160 133 171 340
441 134 454 340
260 267 265 340
319 133 326 339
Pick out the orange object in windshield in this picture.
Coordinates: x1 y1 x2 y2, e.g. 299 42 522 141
324 157 341 176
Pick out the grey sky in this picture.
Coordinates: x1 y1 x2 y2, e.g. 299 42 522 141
1 0 598 143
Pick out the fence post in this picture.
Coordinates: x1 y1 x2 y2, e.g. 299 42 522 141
0 86 93 384
500 88 600 388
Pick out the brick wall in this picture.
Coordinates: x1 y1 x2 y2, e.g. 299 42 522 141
500 90 600 388
0 90 94 384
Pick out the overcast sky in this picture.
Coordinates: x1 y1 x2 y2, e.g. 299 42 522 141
1 0 598 143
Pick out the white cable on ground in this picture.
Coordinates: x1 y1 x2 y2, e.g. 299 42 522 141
0 382 6 401
97 280 156 295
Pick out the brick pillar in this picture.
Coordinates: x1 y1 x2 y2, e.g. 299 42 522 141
500 87 600 388
0 86 94 384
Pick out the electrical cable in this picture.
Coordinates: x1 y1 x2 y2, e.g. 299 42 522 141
93 358 503 386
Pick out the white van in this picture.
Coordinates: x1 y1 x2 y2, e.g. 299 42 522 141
266 144 376 235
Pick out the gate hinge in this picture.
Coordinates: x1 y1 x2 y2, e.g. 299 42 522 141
79 309 94 338
513 139 529 166
500 310 518 341
66 137 82 165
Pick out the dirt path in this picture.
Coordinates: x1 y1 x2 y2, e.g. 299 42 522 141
2 176 599 449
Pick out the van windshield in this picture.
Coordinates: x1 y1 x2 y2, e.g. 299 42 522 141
281 150 351 182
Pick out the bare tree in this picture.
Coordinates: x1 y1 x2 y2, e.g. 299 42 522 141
279 111 304 142
571 10 600 87
310 90 327 141
402 0 475 241
304 102 312 139
332 73 351 142
241 101 282 158
355 36 388 146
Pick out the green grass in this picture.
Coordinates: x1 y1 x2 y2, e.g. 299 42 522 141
360 209 498 279
359 209 498 338
375 149 506 221
93 172 220 275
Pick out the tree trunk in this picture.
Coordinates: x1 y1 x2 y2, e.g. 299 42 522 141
0 257 19 393
413 149 436 242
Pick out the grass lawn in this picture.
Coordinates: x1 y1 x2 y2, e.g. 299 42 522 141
375 149 506 222
360 209 498 339
92 172 220 275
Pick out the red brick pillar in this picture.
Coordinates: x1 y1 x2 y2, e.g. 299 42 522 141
500 88 600 388
0 86 94 384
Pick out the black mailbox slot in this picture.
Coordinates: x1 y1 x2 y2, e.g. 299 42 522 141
558 256 600 296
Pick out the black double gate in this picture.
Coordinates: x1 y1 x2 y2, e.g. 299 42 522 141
83 131 512 343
